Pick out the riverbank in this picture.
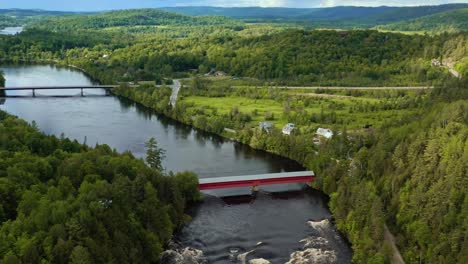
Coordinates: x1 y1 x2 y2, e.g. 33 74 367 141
1 64 354 263
112 80 431 262
110 84 360 249
0 109 201 263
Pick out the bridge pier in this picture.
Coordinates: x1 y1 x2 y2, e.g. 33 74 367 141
81 88 84 97
32 89 35 97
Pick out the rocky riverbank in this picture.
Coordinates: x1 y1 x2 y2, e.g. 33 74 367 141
161 219 346 264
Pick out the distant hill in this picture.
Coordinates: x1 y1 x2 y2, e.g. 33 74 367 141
376 8 468 33
0 9 78 29
29 9 241 30
161 4 468 27
0 9 77 17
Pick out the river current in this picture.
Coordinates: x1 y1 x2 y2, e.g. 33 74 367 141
0 64 352 263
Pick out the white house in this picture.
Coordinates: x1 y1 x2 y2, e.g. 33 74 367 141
259 121 273 132
282 123 295 135
316 128 334 139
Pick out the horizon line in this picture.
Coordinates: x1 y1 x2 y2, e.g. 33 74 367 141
0 3 466 13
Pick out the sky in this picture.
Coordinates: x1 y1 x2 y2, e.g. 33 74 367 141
0 0 466 11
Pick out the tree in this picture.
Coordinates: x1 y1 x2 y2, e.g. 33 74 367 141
145 137 166 172
0 71 5 97
70 246 93 264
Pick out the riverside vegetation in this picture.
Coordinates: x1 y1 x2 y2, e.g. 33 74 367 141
0 7 467 264
0 72 200 262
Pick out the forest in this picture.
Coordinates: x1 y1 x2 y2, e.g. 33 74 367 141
162 4 468 30
0 110 200 263
0 7 467 263
29 9 242 31
376 8 468 33
1 27 465 86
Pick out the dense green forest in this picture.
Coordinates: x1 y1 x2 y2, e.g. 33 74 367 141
0 110 200 263
162 4 468 29
52 30 466 85
377 8 468 33
29 9 241 30
0 9 75 30
1 27 464 86
0 6 467 263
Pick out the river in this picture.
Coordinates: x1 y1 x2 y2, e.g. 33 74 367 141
0 64 352 263
0 26 23 35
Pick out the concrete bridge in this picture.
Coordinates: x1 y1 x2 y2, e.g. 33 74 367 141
0 86 118 97
198 171 314 190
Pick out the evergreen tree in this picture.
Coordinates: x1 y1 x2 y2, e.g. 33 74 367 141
145 137 166 171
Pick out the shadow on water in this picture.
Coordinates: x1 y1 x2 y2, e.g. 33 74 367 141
179 189 352 264
1 65 351 263
116 95 305 175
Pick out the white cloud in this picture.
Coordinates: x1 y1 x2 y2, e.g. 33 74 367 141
1 0 467 11
174 0 319 8
319 0 467 7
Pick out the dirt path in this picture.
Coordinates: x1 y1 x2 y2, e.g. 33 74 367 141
384 225 405 264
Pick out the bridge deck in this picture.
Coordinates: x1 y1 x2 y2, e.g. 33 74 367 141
0 86 117 91
199 171 314 190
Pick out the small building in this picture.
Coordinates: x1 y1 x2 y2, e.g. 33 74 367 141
102 54 109 58
259 121 272 132
316 128 334 139
214 71 227 77
431 59 441 67
282 123 295 135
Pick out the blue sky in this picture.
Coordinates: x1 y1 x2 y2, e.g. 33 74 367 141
0 0 466 11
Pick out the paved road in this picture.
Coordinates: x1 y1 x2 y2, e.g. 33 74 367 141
169 79 181 107
233 86 433 90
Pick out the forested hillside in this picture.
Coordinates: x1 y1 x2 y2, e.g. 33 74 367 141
57 30 462 86
377 8 468 33
0 8 467 262
0 9 76 30
162 4 468 28
0 111 200 263
28 9 241 30
328 79 468 263
2 28 463 86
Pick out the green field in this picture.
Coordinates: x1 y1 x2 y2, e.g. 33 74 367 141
182 93 421 131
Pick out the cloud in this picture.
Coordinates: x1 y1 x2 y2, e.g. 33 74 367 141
0 0 466 11
319 0 466 7
173 0 318 7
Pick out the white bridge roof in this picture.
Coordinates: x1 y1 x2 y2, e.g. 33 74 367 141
199 171 315 184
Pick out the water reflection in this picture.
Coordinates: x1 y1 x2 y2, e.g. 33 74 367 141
0 64 304 178
0 64 351 263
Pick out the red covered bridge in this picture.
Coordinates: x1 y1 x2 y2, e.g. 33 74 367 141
198 171 315 190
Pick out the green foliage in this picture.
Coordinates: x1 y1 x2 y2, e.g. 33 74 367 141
0 70 4 87
29 9 242 31
376 8 468 33
145 137 166 171
162 4 468 29
0 111 200 263
115 75 467 263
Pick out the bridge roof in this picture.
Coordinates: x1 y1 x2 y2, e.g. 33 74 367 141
199 171 314 184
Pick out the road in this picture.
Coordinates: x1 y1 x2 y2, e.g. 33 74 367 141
384 225 405 264
169 79 181 107
233 86 433 90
